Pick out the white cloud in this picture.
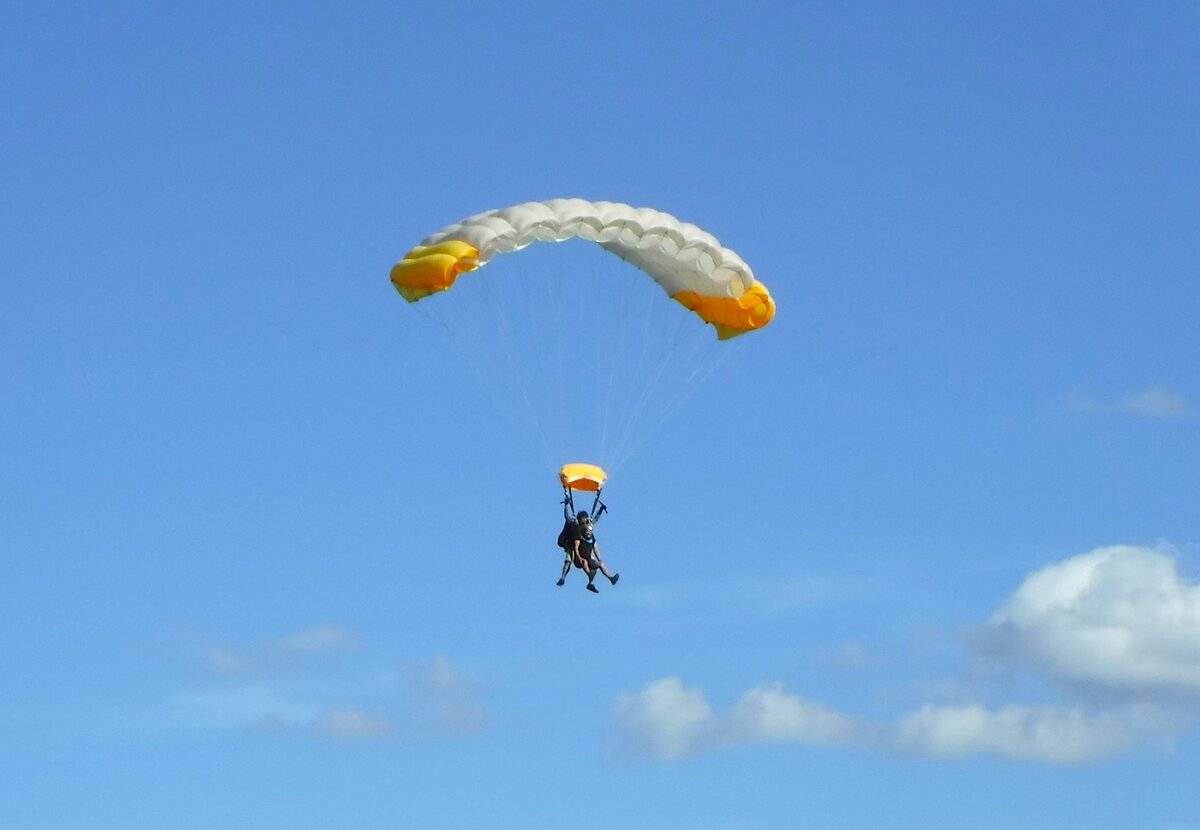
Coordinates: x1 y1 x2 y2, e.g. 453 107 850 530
816 642 875 669
612 677 863 761
723 683 864 746
892 703 1164 763
1068 388 1191 419
168 681 416 743
611 677 1184 765
1116 388 1191 418
279 625 360 655
980 545 1200 694
316 708 397 741
609 572 880 615
203 646 253 674
403 655 491 735
170 685 321 731
612 678 714 760
188 634 484 742
169 686 395 743
202 625 360 675
612 545 1200 765
411 655 472 695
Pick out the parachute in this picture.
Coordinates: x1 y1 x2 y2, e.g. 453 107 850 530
392 199 776 479
391 199 775 340
559 462 607 492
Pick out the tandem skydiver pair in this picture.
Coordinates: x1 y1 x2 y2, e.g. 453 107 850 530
555 463 618 593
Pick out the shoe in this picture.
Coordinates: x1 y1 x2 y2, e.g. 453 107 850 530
556 579 565 587
586 583 599 593
610 573 619 585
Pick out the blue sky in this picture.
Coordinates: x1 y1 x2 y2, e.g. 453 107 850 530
2 2 1199 828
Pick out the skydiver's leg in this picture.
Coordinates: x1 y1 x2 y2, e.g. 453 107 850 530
557 556 570 586
592 545 619 585
570 551 595 584
582 554 599 592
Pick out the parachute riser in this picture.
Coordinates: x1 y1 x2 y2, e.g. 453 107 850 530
561 486 607 520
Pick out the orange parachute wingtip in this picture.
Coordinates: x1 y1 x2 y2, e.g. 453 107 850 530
672 280 775 339
390 240 480 302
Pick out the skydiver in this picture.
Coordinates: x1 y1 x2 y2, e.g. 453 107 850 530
554 501 588 587
557 508 619 592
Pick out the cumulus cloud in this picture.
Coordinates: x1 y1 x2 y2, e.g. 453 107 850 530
724 683 864 746
611 678 1182 765
612 678 715 760
1068 388 1191 419
978 545 1200 694
612 678 864 761
613 544 1200 765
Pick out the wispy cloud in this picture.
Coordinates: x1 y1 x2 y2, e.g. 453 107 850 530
164 672 398 743
610 572 882 615
170 684 321 731
176 630 488 743
613 544 1200 765
1068 388 1191 419
816 642 875 669
402 655 491 735
203 654 489 741
202 625 361 676
248 708 399 743
315 708 398 741
891 703 1171 763
280 625 361 655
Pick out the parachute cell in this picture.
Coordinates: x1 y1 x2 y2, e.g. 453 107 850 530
391 199 775 339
